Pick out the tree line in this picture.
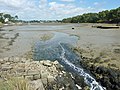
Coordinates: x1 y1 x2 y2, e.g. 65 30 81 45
62 7 120 23
0 13 18 23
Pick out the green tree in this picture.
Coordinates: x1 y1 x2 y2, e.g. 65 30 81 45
0 13 4 23
62 7 120 23
3 14 12 20
0 13 19 23
15 15 18 19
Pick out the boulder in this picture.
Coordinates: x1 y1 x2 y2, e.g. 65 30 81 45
13 57 20 63
47 75 55 83
3 57 9 62
40 70 50 79
53 61 59 65
0 59 5 64
9 57 14 62
26 70 40 80
114 48 120 53
1 64 12 71
42 60 52 67
29 79 45 90
21 58 27 63
16 68 25 74
27 70 40 75
41 78 48 85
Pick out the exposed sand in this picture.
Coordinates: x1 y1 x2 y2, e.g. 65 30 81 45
0 23 120 69
56 23 120 90
0 25 54 58
56 23 120 69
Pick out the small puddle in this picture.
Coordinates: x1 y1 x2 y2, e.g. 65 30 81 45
33 32 104 90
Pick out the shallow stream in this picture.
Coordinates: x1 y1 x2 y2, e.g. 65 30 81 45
33 32 104 90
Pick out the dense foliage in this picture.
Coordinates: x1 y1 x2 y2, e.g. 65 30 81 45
62 7 120 23
0 13 18 23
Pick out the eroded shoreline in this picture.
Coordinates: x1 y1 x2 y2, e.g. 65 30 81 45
0 57 88 90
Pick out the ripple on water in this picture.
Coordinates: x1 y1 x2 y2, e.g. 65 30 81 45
33 32 104 90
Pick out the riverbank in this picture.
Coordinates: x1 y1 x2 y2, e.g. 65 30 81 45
54 23 120 90
0 25 89 90
0 57 88 90
73 45 120 90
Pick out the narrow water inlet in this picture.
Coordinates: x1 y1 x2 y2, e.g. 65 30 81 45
33 32 105 90
59 43 104 90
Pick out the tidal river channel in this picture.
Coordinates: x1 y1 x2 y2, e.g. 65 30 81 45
33 32 104 90
1 24 120 90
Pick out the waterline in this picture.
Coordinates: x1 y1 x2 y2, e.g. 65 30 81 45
59 43 105 90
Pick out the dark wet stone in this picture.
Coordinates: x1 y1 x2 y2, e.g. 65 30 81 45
73 74 87 88
79 58 120 90
55 73 78 90
95 66 107 74
101 76 111 89
93 57 101 63
114 48 120 53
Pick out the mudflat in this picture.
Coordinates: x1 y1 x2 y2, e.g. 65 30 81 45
58 23 120 69
58 23 120 90
0 23 120 90
0 23 120 68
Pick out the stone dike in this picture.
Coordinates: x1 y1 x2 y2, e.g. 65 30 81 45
0 57 87 90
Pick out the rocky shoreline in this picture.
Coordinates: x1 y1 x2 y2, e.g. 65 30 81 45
0 57 89 90
73 46 120 90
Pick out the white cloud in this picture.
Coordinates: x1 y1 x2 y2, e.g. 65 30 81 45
0 0 41 19
0 0 28 9
48 2 97 19
0 0 104 20
94 2 99 5
93 1 106 7
49 2 65 11
39 0 47 8
60 0 75 2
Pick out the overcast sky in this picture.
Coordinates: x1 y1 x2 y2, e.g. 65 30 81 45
0 0 120 20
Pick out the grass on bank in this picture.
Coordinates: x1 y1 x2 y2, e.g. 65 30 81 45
0 77 29 90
